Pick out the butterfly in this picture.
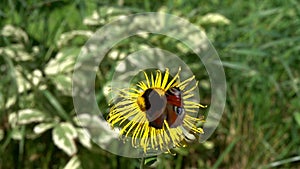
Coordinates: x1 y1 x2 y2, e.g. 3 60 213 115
142 87 185 129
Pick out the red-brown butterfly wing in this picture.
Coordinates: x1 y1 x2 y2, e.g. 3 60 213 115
166 87 185 128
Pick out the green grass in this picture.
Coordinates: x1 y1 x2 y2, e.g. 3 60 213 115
1 0 300 168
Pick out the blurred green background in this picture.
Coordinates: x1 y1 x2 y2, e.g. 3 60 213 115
1 0 300 168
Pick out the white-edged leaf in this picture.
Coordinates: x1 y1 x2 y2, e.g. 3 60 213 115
73 114 120 145
49 74 72 96
45 48 79 75
0 129 4 141
8 112 17 128
33 122 56 134
16 109 47 125
11 127 22 140
200 13 231 25
77 128 92 149
57 30 93 47
0 45 33 62
5 95 16 109
15 66 31 93
83 7 131 26
73 114 93 127
52 122 78 156
63 156 82 169
83 11 104 26
1 25 29 43
44 48 79 96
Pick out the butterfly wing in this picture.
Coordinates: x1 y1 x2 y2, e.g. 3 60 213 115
166 87 185 128
143 89 167 129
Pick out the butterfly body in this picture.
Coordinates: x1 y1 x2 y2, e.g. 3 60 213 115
142 87 185 129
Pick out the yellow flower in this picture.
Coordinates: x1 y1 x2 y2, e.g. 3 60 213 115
107 68 206 153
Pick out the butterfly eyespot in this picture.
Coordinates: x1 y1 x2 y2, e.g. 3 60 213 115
174 106 184 115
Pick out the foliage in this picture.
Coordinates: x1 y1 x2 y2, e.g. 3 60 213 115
1 0 300 168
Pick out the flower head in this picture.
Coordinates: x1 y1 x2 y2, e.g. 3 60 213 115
107 68 206 153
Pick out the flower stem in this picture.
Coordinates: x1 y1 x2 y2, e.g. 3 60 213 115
140 156 145 169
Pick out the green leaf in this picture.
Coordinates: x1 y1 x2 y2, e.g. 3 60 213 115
1 25 29 43
42 90 71 122
8 112 18 128
293 112 300 126
15 66 32 93
0 45 33 62
56 30 93 47
76 128 92 149
174 147 189 156
63 156 82 169
49 74 72 96
0 129 4 141
44 47 79 75
5 95 16 109
44 47 79 96
200 13 231 25
33 122 56 135
12 109 47 125
11 127 22 140
52 122 78 156
144 156 157 166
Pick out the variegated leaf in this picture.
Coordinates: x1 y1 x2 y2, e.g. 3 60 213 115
11 127 22 140
33 122 55 135
52 122 78 156
16 109 47 125
200 13 231 25
0 129 4 141
8 112 17 128
63 156 82 169
77 128 92 149
44 48 79 96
